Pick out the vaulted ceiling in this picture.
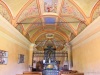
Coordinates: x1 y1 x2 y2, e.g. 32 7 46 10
0 0 100 50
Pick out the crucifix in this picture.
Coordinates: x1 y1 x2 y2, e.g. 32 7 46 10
44 46 56 63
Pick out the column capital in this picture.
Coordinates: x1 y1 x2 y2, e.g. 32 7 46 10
30 43 36 47
65 43 72 48
29 43 37 51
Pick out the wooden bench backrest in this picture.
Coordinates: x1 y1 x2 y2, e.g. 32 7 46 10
61 73 84 75
16 74 39 75
17 74 41 75
23 71 42 75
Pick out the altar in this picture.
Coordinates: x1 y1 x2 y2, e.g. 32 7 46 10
32 45 69 75
43 46 59 75
43 69 59 75
31 45 84 75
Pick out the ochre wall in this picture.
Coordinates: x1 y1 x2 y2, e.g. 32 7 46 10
0 15 31 75
72 34 100 75
0 36 29 75
71 17 100 75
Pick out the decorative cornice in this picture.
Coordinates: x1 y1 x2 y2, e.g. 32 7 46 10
70 16 100 49
0 15 31 50
0 31 29 50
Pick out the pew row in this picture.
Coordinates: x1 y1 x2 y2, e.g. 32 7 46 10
60 73 84 75
23 71 42 75
16 74 38 75
16 71 42 75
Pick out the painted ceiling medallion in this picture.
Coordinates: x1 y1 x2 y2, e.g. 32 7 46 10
44 0 58 13
46 33 54 38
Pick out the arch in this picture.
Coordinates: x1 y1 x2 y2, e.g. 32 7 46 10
69 0 87 20
58 16 77 36
90 0 100 21
30 29 69 43
0 1 13 23
15 0 34 22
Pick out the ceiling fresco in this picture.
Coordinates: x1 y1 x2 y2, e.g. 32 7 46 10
44 0 58 12
0 0 100 51
0 2 12 23
61 0 84 20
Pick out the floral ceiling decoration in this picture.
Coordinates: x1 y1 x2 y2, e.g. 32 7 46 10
0 0 100 50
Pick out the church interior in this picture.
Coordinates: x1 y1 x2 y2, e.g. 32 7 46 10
0 0 100 75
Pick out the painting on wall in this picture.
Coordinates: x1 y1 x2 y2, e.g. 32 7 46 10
44 0 58 12
18 54 24 63
0 50 8 65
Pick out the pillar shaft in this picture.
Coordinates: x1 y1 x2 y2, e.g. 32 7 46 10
66 43 73 70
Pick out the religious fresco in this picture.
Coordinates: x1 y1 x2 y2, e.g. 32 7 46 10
58 19 73 33
16 24 23 33
25 33 30 40
17 17 41 34
1 0 99 43
20 17 39 30
77 22 86 34
57 21 63 26
18 0 39 22
70 33 75 40
62 17 80 30
29 28 40 37
44 25 56 30
44 0 58 13
93 5 100 20
61 0 84 20
0 4 11 23
59 27 71 38
35 33 66 51
28 19 42 31
58 18 86 38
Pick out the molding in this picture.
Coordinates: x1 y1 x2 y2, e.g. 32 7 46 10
0 31 29 50
29 43 36 51
0 15 31 49
70 16 100 49
72 31 100 49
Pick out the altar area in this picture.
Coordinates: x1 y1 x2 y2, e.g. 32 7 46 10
32 45 69 75
17 46 84 75
42 46 59 75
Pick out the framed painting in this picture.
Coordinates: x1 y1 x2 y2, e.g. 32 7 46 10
0 50 8 65
18 54 24 63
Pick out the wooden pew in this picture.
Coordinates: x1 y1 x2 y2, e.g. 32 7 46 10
60 73 84 75
16 74 37 75
59 70 84 75
23 71 42 75
17 73 42 75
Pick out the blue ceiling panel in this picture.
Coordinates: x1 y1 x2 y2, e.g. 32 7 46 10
44 17 56 24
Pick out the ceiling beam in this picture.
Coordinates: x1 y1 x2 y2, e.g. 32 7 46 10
17 21 80 24
22 18 41 35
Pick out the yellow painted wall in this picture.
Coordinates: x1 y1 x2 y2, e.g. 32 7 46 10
72 31 100 75
70 16 100 75
0 15 30 75
0 36 29 75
